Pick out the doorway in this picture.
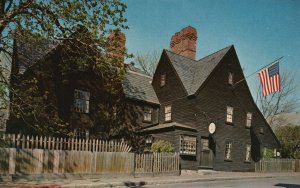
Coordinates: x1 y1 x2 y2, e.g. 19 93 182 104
199 137 214 168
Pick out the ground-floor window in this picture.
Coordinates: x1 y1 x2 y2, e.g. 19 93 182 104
180 135 196 155
74 128 89 139
245 144 251 162
144 136 153 152
225 140 232 160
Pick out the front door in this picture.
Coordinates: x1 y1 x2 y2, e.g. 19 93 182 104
199 137 214 168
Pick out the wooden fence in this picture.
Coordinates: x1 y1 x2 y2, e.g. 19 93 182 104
255 159 300 172
0 134 131 152
135 153 180 175
0 148 180 176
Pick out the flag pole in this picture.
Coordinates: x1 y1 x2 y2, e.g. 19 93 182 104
233 56 284 87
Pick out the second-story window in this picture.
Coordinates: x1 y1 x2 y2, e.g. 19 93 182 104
74 89 90 113
228 72 234 85
245 144 251 162
165 105 172 121
226 106 233 123
246 112 252 128
143 107 152 122
160 73 166 87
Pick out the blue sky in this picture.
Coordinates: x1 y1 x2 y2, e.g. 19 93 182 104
123 0 300 105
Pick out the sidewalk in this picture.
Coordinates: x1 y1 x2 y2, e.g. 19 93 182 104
1 171 300 188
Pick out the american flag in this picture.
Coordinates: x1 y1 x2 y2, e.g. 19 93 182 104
258 62 280 97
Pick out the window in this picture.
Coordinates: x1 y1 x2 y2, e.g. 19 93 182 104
202 139 209 150
259 127 264 134
160 73 166 87
226 106 233 123
74 89 90 113
273 148 277 157
225 140 232 160
143 107 152 122
74 128 89 139
246 112 252 128
180 135 196 155
228 72 234 85
245 144 251 162
144 136 153 152
165 105 172 121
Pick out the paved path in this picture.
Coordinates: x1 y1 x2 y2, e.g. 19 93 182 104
1 172 300 188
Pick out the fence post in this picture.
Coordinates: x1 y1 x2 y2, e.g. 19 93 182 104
9 148 16 175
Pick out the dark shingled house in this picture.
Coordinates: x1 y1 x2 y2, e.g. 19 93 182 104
8 26 280 171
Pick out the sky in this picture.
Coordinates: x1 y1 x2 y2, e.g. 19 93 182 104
123 0 300 107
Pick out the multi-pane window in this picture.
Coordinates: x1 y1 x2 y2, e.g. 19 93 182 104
165 105 172 121
246 112 252 128
180 135 196 155
143 107 152 122
160 73 166 87
74 128 89 139
228 72 234 85
74 89 90 113
226 106 233 123
225 140 233 160
245 144 251 162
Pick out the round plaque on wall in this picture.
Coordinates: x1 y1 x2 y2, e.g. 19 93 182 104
209 122 216 134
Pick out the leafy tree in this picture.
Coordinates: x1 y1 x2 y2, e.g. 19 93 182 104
275 125 300 159
0 0 130 136
151 140 175 153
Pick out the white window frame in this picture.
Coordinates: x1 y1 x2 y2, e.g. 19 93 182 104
165 105 172 121
245 144 251 162
246 112 252 128
228 72 234 85
160 73 166 87
180 135 196 155
74 89 90 113
225 140 232 160
226 106 233 123
143 106 152 122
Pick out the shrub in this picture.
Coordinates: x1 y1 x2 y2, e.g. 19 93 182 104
151 140 175 153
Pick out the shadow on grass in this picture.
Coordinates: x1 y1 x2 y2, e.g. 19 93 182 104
275 183 300 188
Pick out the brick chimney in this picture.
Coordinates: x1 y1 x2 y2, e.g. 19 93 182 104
170 26 197 59
107 31 126 64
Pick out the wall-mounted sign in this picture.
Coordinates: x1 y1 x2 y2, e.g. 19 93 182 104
209 123 216 134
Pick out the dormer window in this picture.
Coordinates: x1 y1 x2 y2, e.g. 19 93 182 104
160 73 166 87
228 72 234 85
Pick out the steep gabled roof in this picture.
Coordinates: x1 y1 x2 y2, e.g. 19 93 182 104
123 69 159 105
165 45 232 95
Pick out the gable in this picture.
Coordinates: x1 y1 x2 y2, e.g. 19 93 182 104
165 46 232 96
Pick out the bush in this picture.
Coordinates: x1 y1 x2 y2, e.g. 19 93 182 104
151 140 175 153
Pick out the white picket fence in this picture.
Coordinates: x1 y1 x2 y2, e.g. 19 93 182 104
0 133 131 152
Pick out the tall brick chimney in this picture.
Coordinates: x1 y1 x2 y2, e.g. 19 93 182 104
170 26 197 59
107 31 126 64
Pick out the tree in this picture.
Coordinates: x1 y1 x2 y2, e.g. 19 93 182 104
132 50 160 76
0 0 129 136
256 70 299 127
275 125 300 158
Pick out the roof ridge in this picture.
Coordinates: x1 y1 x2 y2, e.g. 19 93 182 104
127 69 153 79
164 49 197 62
197 45 233 62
